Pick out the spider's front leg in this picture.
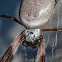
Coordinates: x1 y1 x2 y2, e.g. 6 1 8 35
0 30 25 62
35 35 45 62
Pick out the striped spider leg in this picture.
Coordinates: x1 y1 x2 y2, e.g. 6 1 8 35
0 30 25 62
35 35 45 62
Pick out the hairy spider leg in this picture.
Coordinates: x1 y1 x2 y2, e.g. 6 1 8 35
0 30 25 62
35 35 45 62
0 15 22 25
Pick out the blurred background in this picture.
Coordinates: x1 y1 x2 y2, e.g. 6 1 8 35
0 0 62 62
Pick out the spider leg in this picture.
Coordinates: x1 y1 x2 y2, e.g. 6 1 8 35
0 45 12 62
35 35 45 62
55 0 58 6
41 28 62 32
0 30 25 62
0 15 22 25
55 0 58 4
5 37 23 62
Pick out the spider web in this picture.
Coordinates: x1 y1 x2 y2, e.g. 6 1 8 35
44 0 62 62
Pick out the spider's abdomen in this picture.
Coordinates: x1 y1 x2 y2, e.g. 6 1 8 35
19 0 55 28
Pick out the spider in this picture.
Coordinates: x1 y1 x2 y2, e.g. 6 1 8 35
0 0 61 62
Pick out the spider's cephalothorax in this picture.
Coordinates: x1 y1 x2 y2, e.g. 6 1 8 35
22 29 41 48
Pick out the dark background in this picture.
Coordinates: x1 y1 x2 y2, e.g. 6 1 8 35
0 0 62 62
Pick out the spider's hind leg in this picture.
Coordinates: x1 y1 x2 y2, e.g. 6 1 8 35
0 15 22 25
